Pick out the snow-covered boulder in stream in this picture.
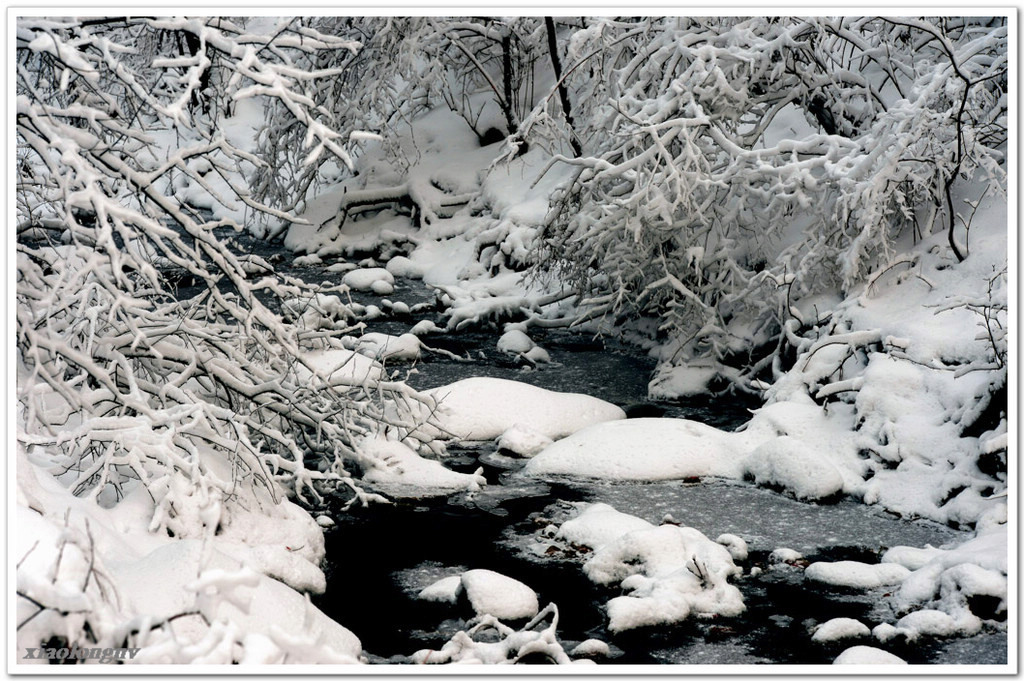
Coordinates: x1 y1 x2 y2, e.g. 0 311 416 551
425 377 624 442
742 436 845 500
524 418 744 480
418 568 539 620
360 438 485 498
551 503 743 632
342 267 394 294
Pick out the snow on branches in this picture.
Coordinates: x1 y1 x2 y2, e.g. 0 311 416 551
520 17 1007 390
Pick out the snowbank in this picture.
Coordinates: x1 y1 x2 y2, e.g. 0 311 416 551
524 418 744 481
425 377 624 442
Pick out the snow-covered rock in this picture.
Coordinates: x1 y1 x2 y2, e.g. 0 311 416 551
497 329 534 354
570 639 610 658
742 436 845 500
804 561 910 589
496 423 553 458
360 438 485 497
525 418 744 481
554 503 743 633
812 617 871 643
294 348 384 385
716 534 749 562
461 569 540 620
833 646 907 665
352 332 422 361
425 377 624 442
342 267 394 291
417 575 462 604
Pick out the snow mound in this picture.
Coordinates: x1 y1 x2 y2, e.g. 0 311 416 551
895 608 980 639
570 639 610 657
360 438 485 497
716 534 749 562
555 503 743 632
417 575 462 604
426 377 624 442
351 332 422 361
385 255 425 278
804 561 910 589
461 569 540 620
742 436 844 500
833 646 907 665
342 267 394 291
108 540 361 664
555 503 656 549
812 617 871 642
496 423 553 458
497 329 534 354
525 418 743 481
769 548 804 565
295 348 383 385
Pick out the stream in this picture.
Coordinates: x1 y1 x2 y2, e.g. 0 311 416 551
172 227 1007 665
309 276 1005 666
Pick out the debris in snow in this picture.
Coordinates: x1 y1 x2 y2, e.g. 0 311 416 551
411 603 572 664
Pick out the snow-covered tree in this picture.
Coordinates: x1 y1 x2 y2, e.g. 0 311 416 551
519 16 1008 391
15 16 438 657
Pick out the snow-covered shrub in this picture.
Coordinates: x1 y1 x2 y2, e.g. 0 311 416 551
520 16 1007 390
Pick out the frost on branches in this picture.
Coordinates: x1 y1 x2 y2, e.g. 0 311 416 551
522 17 1007 392
14 16 438 663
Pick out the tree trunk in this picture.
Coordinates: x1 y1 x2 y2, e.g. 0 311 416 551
544 17 582 157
